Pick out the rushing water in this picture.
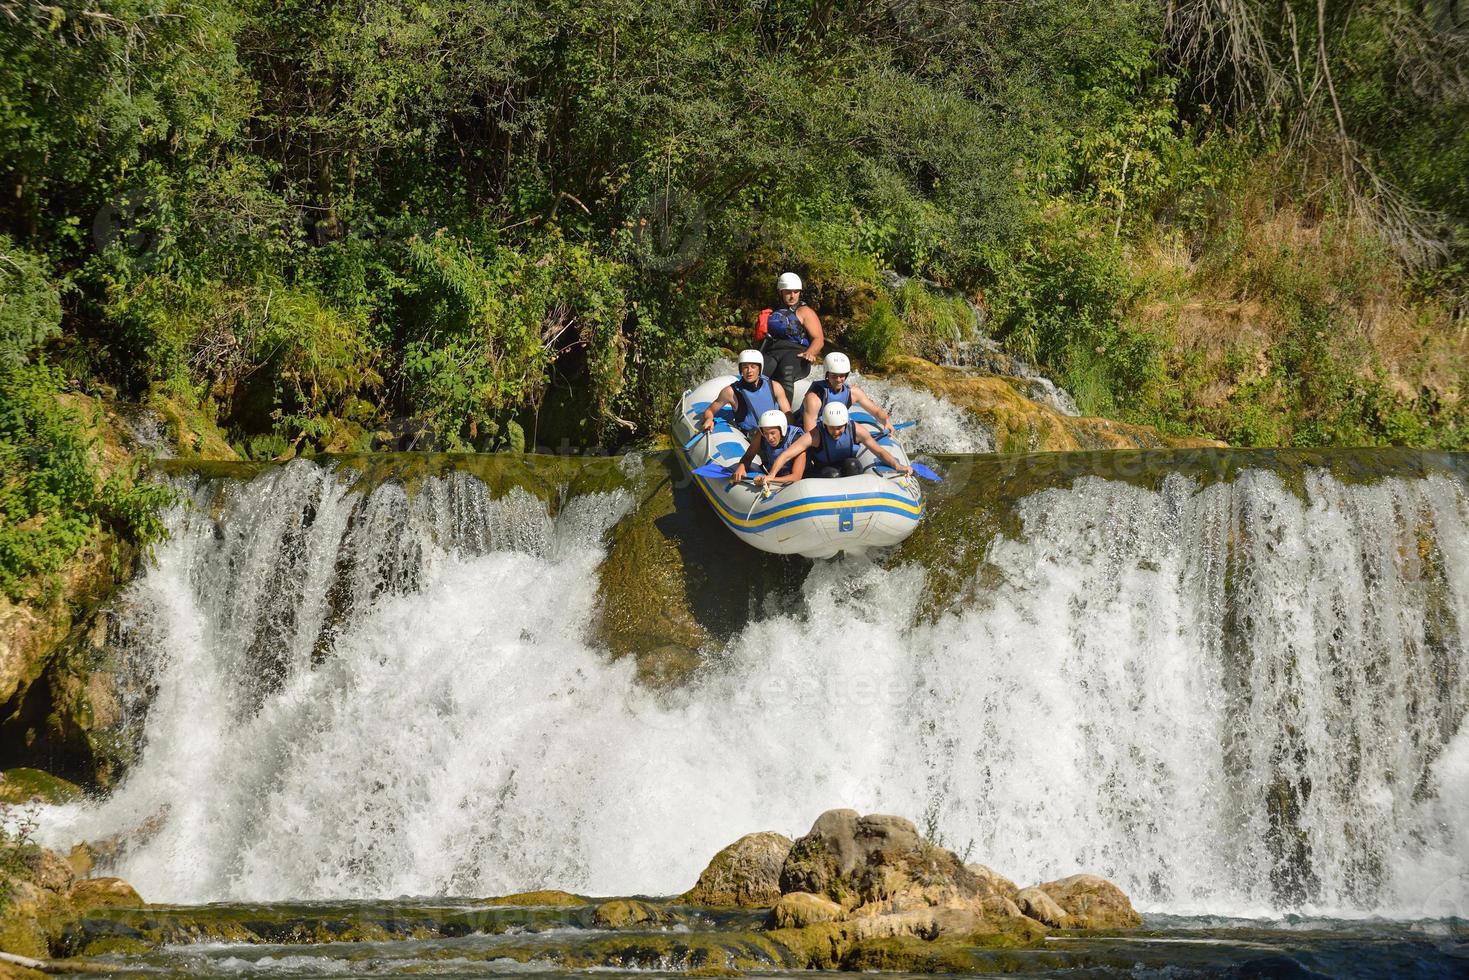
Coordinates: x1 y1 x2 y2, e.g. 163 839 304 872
35 450 1469 932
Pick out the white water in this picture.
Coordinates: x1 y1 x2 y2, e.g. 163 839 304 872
37 459 1469 919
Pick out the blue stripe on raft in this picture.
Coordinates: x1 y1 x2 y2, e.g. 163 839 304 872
710 485 920 517
727 504 922 534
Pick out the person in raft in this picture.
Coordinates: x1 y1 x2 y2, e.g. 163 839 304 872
770 402 913 480
760 272 825 403
731 410 808 488
698 349 792 438
801 351 892 435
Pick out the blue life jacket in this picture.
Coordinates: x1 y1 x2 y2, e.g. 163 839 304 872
811 423 858 467
766 303 810 348
731 375 778 431
754 427 804 477
808 379 852 410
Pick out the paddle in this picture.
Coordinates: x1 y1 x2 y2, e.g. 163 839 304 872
876 462 942 482
682 429 707 451
864 419 917 437
693 461 733 479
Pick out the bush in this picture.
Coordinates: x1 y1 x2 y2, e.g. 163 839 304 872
0 364 173 599
0 239 61 369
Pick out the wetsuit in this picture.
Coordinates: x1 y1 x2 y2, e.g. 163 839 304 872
760 302 812 404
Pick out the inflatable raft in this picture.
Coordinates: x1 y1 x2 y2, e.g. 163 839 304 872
673 374 924 559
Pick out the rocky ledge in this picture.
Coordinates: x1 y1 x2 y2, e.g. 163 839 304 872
1 808 1139 975
687 808 1139 969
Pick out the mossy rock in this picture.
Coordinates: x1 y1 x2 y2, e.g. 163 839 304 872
874 355 1225 452
77 936 152 957
592 899 684 929
0 768 82 804
683 831 793 908
478 889 590 907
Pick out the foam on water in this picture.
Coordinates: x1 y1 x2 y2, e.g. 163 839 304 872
36 458 1469 919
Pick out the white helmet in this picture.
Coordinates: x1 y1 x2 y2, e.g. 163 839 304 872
776 272 803 292
737 349 763 367
821 402 849 427
758 410 788 433
823 352 851 375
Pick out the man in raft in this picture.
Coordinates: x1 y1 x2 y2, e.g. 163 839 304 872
768 402 913 480
760 272 825 403
697 349 792 438
801 351 893 435
731 410 808 488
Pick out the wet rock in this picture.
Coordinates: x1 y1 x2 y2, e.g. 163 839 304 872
771 892 842 929
966 863 1019 899
478 890 588 907
873 355 1224 452
778 810 993 916
68 878 143 912
592 899 683 929
0 769 82 806
22 847 75 894
1015 886 1072 928
684 831 793 908
1034 873 1143 929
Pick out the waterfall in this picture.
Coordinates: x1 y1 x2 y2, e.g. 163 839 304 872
38 457 1469 919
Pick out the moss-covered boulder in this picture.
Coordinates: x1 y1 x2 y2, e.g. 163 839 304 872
873 355 1223 452
1032 873 1142 929
592 899 684 929
683 832 794 908
0 769 81 805
778 809 996 916
1014 886 1071 928
771 892 842 929
67 878 143 913
478 890 589 907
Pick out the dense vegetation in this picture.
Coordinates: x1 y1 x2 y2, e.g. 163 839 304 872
1 0 1466 596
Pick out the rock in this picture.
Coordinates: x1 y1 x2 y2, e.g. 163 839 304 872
684 831 793 908
591 899 682 929
0 769 82 805
21 846 75 894
966 863 1019 899
65 845 94 878
778 810 987 916
771 892 843 929
478 890 588 907
1034 873 1143 929
873 355 1225 452
1015 886 1072 928
68 877 143 911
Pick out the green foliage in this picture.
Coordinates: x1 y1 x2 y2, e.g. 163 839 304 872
0 364 174 600
0 801 41 917
893 279 979 347
0 239 62 369
0 0 1457 462
846 296 903 369
986 211 1165 417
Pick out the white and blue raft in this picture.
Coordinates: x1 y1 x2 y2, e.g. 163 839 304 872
673 374 928 559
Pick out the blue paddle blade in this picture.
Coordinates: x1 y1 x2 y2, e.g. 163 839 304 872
876 462 941 482
893 420 917 431
683 429 706 450
693 462 733 479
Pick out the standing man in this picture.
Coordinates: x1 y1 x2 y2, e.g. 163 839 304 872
761 272 825 404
